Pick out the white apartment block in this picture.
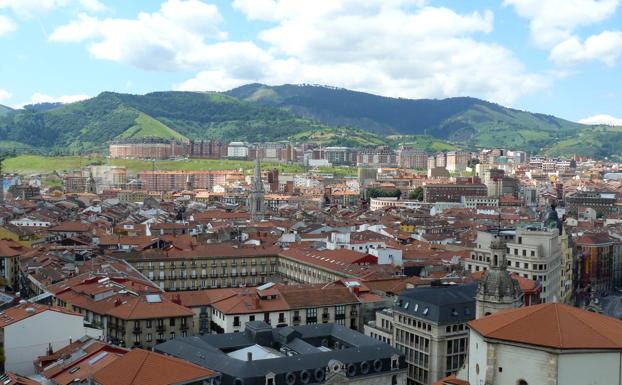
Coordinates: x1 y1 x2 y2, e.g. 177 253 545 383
466 227 562 303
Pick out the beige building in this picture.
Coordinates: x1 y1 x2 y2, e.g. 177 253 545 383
120 244 282 291
366 284 476 385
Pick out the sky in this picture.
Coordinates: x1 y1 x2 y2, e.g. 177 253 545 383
0 0 621 124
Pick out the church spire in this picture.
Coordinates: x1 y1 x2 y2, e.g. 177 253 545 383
249 157 265 220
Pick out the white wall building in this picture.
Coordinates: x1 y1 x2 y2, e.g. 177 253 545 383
0 302 95 375
464 303 622 385
467 226 562 303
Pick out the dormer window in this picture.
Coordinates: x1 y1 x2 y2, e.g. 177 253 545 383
423 307 429 315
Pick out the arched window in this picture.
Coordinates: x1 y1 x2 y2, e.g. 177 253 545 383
517 380 528 385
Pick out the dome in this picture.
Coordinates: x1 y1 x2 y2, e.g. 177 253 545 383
477 270 522 302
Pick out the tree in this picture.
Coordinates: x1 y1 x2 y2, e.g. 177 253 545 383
408 187 424 201
367 188 401 199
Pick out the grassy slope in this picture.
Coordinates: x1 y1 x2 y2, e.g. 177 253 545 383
116 112 188 141
290 127 386 146
2 155 357 177
386 135 458 152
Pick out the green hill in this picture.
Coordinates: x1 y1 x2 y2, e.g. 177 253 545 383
227 84 587 153
0 91 364 153
0 85 621 158
0 104 12 116
116 112 188 141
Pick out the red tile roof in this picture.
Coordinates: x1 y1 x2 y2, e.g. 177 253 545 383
0 302 81 328
469 303 622 349
93 349 215 385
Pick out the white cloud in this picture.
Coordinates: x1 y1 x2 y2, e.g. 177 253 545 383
0 0 106 18
54 0 545 104
504 0 620 48
50 0 225 71
579 114 622 125
0 14 15 35
505 0 622 66
178 1 544 105
16 93 90 108
550 31 622 66
0 88 12 102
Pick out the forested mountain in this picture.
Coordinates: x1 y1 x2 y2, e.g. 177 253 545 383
227 84 588 152
0 85 619 158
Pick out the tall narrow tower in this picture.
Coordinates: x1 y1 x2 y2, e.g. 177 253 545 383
476 233 523 318
249 157 265 220
85 169 97 194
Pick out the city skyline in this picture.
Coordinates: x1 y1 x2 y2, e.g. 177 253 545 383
0 0 621 123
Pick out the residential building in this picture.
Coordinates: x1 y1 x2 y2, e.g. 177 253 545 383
208 282 365 333
137 170 242 192
366 284 476 385
156 321 407 385
467 225 562 304
423 183 487 203
120 243 281 291
109 138 189 160
0 301 91 375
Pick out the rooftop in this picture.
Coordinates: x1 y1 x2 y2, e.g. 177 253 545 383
469 303 622 350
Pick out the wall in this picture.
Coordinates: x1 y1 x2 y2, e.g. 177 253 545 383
4 311 86 375
558 352 621 385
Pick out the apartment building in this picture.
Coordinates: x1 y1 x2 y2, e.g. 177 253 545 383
208 282 364 333
466 226 562 303
366 284 476 385
0 239 26 291
109 138 189 160
48 274 193 350
137 170 242 192
423 182 487 203
121 243 282 291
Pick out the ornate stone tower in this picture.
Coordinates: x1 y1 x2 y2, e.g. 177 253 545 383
249 157 265 220
476 233 523 318
85 169 97 194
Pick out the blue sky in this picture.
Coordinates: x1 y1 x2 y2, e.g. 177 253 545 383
0 0 621 124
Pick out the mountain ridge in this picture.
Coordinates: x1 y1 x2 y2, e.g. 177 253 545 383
0 84 619 158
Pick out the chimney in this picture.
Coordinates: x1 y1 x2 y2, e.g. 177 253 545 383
247 352 253 361
47 342 54 355
114 298 122 307
173 294 182 305
255 296 260 309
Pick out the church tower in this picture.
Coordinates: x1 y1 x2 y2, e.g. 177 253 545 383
249 157 265 220
85 169 97 194
476 233 523 318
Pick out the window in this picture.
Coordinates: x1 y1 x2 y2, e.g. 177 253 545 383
306 308 318 324
146 333 152 342
234 316 240 327
170 318 176 327
517 380 528 385
250 315 255 321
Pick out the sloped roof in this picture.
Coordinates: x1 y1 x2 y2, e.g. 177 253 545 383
93 349 215 385
469 303 622 350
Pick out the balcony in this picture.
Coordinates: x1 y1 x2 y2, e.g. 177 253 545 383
156 325 166 333
350 310 358 316
322 313 330 321
132 327 142 334
180 324 189 331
